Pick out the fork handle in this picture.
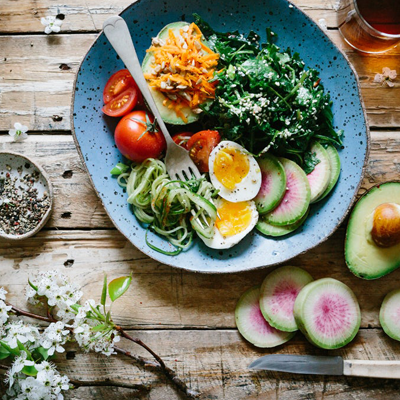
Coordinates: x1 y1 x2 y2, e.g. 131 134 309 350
103 16 174 146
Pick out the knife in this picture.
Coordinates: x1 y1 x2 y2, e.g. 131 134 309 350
249 355 400 379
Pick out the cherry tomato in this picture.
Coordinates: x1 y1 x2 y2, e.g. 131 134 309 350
103 69 135 104
172 132 194 150
187 130 221 173
102 87 141 117
102 69 141 117
114 110 166 163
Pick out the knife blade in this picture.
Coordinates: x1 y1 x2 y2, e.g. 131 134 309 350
249 355 343 375
248 355 400 379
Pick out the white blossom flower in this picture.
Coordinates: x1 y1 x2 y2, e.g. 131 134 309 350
382 67 397 80
26 271 83 323
8 123 28 142
0 287 7 301
0 288 12 326
73 300 121 356
3 362 70 400
2 321 40 349
6 352 35 387
374 67 397 87
40 321 70 356
40 16 63 34
318 18 328 31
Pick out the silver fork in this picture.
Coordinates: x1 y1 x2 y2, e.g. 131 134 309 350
103 16 201 182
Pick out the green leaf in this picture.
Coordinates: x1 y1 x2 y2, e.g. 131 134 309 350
91 324 107 332
22 365 37 377
17 340 32 359
110 162 129 176
70 303 81 313
28 279 38 291
101 274 107 306
0 346 10 360
34 347 49 361
108 274 132 302
303 151 321 174
0 341 21 356
105 311 111 324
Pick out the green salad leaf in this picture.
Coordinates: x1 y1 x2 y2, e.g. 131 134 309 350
194 14 343 170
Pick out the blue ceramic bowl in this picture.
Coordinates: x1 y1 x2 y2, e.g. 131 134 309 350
72 0 369 273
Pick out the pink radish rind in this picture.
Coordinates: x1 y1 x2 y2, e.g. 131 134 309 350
254 154 286 214
265 157 311 226
293 278 361 349
235 286 295 348
259 266 314 332
306 141 331 203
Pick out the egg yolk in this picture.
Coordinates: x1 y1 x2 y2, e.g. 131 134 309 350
213 147 250 190
216 200 253 237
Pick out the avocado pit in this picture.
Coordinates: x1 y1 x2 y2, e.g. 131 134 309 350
370 203 400 248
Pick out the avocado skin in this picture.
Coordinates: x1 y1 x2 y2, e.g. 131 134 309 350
345 181 400 280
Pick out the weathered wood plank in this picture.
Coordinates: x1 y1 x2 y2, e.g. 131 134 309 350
1 224 400 329
0 32 399 132
0 135 112 229
2 329 400 399
0 0 339 34
1 130 399 229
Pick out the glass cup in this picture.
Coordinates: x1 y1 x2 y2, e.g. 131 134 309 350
337 0 400 53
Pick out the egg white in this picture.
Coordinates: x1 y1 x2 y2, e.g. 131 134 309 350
199 198 259 249
208 141 262 202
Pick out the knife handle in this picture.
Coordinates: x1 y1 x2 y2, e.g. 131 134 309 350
343 360 400 379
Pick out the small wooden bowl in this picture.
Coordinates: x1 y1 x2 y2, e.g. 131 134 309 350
0 151 53 241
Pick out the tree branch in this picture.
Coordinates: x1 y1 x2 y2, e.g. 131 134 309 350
70 378 150 393
115 329 200 399
4 304 200 398
7 304 57 323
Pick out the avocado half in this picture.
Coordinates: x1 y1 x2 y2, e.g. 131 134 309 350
345 181 400 280
142 22 200 125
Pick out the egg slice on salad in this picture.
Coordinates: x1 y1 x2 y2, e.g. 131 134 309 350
209 141 262 202
200 198 259 249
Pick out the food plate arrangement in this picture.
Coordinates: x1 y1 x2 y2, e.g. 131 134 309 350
72 0 368 273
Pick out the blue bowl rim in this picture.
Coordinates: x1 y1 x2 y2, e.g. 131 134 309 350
70 0 370 274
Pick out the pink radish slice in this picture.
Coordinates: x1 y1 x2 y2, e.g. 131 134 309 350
380 289 400 341
306 141 331 203
265 158 310 226
293 278 361 349
235 286 295 348
254 154 286 214
259 266 314 332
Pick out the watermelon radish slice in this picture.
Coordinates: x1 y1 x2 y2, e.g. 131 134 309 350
380 289 400 341
235 286 295 348
254 154 286 214
256 209 309 237
306 141 331 203
293 278 361 349
314 145 341 202
265 158 311 226
259 266 314 332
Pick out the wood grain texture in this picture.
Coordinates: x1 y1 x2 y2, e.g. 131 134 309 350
2 329 400 399
2 225 400 330
1 131 399 229
0 0 338 34
0 33 399 131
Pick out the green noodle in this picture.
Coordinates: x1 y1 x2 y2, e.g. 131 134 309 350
118 158 218 255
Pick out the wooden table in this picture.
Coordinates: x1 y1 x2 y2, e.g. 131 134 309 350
1 1 400 398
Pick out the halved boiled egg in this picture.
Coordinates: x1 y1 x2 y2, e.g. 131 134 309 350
209 141 262 202
199 197 259 249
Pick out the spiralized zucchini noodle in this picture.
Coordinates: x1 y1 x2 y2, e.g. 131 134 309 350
118 158 218 255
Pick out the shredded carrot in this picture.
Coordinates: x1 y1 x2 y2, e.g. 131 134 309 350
145 22 219 121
